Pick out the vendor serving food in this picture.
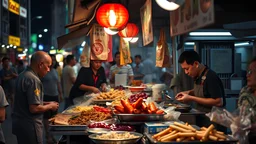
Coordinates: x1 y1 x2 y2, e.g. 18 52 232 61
69 60 107 105
175 51 226 131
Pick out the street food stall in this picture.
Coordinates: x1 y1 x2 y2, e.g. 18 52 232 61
51 0 255 143
49 85 238 144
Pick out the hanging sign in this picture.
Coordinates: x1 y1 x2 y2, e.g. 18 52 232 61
170 0 215 36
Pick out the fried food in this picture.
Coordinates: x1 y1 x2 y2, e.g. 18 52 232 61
68 109 111 125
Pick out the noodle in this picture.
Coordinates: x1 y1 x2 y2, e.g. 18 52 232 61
68 109 111 125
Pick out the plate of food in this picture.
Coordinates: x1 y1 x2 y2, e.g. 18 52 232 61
128 86 146 92
89 131 143 144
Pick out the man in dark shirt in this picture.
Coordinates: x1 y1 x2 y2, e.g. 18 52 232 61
69 60 107 104
175 51 226 130
0 57 18 107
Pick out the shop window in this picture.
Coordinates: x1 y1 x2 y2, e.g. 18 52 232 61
20 27 27 39
2 22 9 34
20 17 26 27
2 9 9 22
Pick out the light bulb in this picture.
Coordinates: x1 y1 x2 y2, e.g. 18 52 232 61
109 10 117 27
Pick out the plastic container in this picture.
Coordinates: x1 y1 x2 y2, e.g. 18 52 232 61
152 84 166 102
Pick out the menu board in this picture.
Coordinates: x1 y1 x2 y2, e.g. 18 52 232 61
140 0 153 46
210 49 232 74
170 0 215 36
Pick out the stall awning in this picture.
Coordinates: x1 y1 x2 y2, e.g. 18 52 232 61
57 24 92 50
57 0 101 50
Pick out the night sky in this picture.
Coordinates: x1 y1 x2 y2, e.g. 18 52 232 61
31 0 53 34
31 0 53 50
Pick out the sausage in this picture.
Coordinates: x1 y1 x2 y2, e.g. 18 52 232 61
202 124 215 141
169 125 192 132
152 128 171 139
114 105 125 113
156 109 164 114
141 102 148 110
149 102 157 113
133 109 141 114
121 99 134 114
132 97 143 109
174 122 196 132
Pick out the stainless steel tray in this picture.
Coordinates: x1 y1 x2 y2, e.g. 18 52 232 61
113 112 166 122
49 124 87 131
144 133 238 144
89 131 143 144
92 99 114 105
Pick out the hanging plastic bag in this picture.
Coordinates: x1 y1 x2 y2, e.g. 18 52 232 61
119 38 132 65
80 43 91 67
90 24 109 60
206 105 254 144
156 28 171 68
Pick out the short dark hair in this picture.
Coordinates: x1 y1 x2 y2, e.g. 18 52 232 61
2 57 9 63
115 51 120 58
66 55 75 64
135 55 141 59
178 51 201 65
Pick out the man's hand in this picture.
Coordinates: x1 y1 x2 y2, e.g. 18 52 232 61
48 102 59 111
175 92 191 103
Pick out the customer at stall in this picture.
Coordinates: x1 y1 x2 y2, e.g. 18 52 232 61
109 52 134 86
175 51 226 129
0 57 18 107
0 85 9 144
69 60 107 104
142 52 156 83
12 51 59 144
41 54 62 144
133 55 144 81
237 56 256 144
62 55 76 108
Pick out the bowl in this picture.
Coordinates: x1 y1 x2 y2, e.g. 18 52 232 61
128 86 146 92
89 131 143 144
87 128 110 135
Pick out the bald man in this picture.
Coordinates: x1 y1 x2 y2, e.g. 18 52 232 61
12 51 59 144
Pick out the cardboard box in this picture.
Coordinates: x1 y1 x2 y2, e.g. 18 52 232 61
144 122 173 134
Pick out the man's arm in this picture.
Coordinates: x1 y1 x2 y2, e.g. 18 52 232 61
128 76 134 86
29 104 52 114
189 96 223 107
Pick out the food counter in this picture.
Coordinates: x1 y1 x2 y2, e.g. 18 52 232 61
49 88 237 144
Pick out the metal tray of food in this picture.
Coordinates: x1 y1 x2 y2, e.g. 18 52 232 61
144 132 238 144
92 99 114 104
89 131 143 144
113 112 166 122
49 124 87 131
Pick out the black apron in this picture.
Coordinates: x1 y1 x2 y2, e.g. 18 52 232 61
194 69 226 132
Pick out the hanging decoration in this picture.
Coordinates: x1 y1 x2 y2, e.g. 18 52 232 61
118 23 139 43
96 3 129 31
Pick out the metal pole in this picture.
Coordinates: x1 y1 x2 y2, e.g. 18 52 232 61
172 36 178 95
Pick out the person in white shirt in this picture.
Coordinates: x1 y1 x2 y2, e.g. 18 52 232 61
109 52 134 86
62 55 76 108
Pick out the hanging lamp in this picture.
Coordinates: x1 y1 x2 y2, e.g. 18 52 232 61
96 3 129 31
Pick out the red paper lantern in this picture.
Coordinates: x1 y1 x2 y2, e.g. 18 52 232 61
96 3 129 31
118 23 139 38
